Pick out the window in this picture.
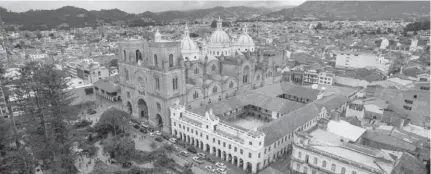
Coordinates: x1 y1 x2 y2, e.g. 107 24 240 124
218 140 220 145
169 54 174 67
173 77 178 90
229 81 234 88
123 50 127 60
249 142 252 146
234 147 237 152
240 149 243 154
257 74 260 80
213 138 215 143
414 95 417 99
156 102 161 112
194 67 199 74
249 153 252 158
341 167 346 174
154 54 158 66
331 164 336 171
322 160 326 167
98 71 101 76
124 69 129 80
213 86 218 93
313 157 317 164
403 105 412 110
127 92 130 98
298 151 302 159
212 64 216 71
228 144 231 149
136 50 142 62
405 100 413 104
155 76 160 90
223 142 226 147
193 91 199 99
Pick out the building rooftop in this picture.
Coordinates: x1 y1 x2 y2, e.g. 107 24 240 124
327 120 366 142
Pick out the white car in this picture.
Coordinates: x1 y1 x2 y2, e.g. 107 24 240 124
217 168 227 174
141 122 149 128
148 132 155 137
205 165 216 173
192 156 204 164
169 138 177 143
197 153 206 158
215 162 226 169
154 131 162 136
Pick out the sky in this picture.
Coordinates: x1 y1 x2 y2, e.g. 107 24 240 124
0 0 306 13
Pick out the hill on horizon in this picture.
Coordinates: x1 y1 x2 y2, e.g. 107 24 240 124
263 1 430 21
0 5 274 31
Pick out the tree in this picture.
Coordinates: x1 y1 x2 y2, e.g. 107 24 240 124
104 136 135 164
315 22 322 30
210 20 230 28
12 62 77 173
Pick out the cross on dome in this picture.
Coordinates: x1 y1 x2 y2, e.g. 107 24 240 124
216 16 223 30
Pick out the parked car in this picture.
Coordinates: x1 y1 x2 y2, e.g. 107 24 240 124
140 128 147 133
174 146 181 152
187 147 197 154
161 134 170 140
216 168 227 174
179 151 189 157
148 132 155 137
205 165 216 173
192 156 205 164
154 131 162 136
215 162 226 169
197 153 206 159
169 138 177 143
141 122 149 128
133 125 140 129
155 137 163 142
122 161 132 168
87 109 97 115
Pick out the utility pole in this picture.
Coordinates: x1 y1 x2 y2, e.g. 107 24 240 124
0 15 20 147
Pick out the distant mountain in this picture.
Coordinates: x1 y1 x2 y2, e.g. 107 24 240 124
262 1 430 21
0 6 272 31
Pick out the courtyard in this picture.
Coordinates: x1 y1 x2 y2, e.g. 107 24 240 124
230 116 267 130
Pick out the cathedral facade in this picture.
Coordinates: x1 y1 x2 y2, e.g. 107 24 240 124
118 18 284 133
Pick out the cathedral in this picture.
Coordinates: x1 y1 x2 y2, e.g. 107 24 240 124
118 18 285 133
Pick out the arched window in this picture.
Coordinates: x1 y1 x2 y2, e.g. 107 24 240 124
213 86 217 93
98 71 101 76
193 91 199 99
136 50 142 62
322 160 326 167
124 69 129 80
212 64 216 71
155 76 160 90
331 164 336 171
173 77 178 90
169 54 174 67
154 54 158 66
257 74 260 80
341 167 346 174
123 50 127 61
229 81 234 88
194 67 199 74
243 74 248 83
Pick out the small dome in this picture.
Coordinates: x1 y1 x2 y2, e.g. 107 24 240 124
236 34 254 46
181 38 199 53
210 30 230 44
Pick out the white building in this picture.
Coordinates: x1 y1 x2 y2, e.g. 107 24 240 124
291 118 406 174
380 38 389 49
317 72 334 85
335 52 391 74
170 91 348 173
28 53 48 60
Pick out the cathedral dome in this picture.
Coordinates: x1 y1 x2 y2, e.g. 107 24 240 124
181 38 199 53
236 34 254 46
210 30 230 44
